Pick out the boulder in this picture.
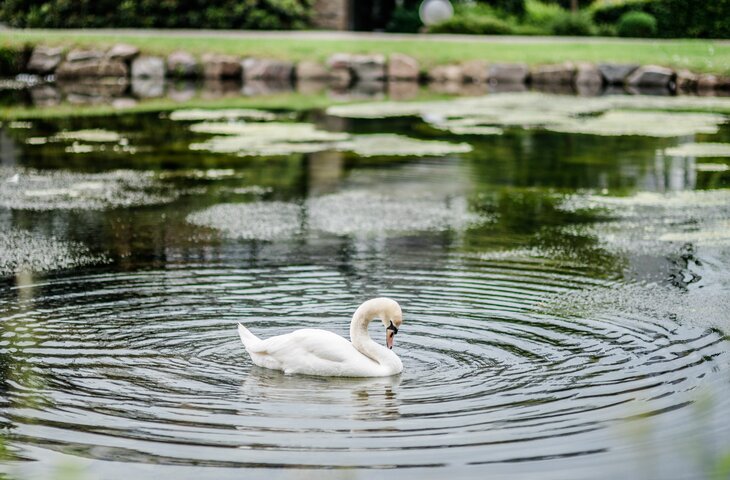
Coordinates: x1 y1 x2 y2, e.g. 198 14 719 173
531 63 576 85
597 63 639 84
167 51 199 78
65 49 104 63
350 54 386 81
201 53 241 79
295 60 330 80
27 46 63 74
626 65 675 88
427 64 463 83
574 63 603 86
461 60 488 83
56 51 128 78
329 68 353 88
131 56 165 79
241 58 294 81
327 53 385 81
487 63 529 84
108 43 140 62
675 69 698 91
387 53 419 81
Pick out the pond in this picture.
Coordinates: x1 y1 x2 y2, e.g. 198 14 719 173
1 91 730 479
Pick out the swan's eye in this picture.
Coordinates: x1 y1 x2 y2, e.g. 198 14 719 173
387 321 398 335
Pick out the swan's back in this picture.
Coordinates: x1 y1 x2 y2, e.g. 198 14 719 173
237 324 395 377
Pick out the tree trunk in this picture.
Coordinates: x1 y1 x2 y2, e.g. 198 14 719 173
571 0 578 13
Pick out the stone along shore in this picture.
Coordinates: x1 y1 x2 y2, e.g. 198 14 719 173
12 43 730 104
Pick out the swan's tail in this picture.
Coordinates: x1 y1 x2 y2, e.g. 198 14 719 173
237 323 262 350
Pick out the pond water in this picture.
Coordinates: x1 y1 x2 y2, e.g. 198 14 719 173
1 92 730 479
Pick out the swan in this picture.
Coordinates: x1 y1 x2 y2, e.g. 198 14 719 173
237 298 403 377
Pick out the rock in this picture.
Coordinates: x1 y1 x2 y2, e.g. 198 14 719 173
241 58 294 81
201 53 241 79
327 53 353 70
56 55 128 78
531 63 576 85
574 63 603 86
107 43 140 62
697 74 719 91
27 46 63 74
131 56 165 79
167 51 199 78
387 53 419 81
461 60 488 83
296 60 330 80
350 54 386 81
487 63 529 84
676 69 698 91
598 63 639 84
65 49 104 63
327 53 385 81
329 68 353 88
427 64 463 83
626 65 675 88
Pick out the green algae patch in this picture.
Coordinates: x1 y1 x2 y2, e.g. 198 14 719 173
169 108 278 122
664 143 730 157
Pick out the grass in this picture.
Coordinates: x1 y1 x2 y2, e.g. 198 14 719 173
3 29 730 73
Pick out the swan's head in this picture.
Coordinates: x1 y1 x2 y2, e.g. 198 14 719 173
377 298 402 350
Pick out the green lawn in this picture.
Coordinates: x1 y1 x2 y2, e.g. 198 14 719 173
3 30 730 74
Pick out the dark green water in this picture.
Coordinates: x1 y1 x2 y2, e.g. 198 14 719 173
1 93 729 479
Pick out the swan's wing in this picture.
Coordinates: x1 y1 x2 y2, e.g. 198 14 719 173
252 329 374 375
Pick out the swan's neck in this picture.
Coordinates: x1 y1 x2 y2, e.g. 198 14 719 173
350 309 402 373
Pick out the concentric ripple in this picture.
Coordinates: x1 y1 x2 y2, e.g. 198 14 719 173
1 254 727 479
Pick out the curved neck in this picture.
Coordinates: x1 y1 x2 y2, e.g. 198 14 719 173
350 305 402 372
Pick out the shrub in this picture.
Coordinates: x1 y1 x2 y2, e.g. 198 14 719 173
524 0 564 28
0 0 313 29
617 10 657 37
386 5 423 33
549 10 596 35
429 14 515 35
484 0 527 17
591 0 730 38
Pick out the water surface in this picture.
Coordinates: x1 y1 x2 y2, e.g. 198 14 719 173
1 92 729 479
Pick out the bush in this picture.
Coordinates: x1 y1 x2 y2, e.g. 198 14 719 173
617 10 656 37
591 0 730 38
524 0 564 28
484 0 526 17
429 14 515 34
386 5 423 33
549 10 596 35
0 0 312 29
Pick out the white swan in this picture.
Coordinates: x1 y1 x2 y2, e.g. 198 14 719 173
237 298 403 377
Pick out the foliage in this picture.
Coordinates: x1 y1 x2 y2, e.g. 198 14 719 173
544 0 596 10
617 11 657 37
0 0 313 29
0 45 30 76
549 10 596 35
591 0 730 38
523 0 564 30
429 14 515 35
386 5 423 33
482 0 526 17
